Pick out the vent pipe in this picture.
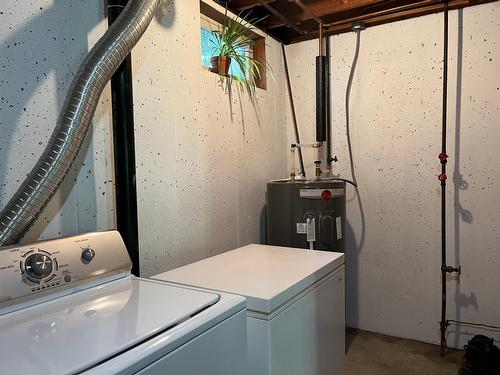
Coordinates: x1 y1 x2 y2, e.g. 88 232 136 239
0 0 163 246
316 25 327 143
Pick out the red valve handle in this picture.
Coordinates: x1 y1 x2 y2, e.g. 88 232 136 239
438 153 448 162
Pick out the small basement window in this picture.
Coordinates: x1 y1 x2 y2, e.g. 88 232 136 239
201 15 250 81
199 1 267 90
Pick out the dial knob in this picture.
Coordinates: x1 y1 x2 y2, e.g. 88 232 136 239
25 254 53 279
81 248 95 262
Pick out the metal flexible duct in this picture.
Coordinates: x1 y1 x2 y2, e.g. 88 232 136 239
0 0 163 246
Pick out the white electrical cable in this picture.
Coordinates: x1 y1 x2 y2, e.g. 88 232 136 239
345 30 361 188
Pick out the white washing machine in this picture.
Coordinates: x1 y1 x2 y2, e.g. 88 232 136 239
154 244 345 375
0 231 247 374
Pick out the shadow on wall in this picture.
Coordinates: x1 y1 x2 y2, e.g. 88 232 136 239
0 1 108 241
450 9 476 348
155 0 176 27
228 83 264 136
345 188 366 340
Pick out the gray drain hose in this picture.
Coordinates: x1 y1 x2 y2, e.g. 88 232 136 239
0 0 163 246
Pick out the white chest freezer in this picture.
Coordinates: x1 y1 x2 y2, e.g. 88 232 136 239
153 244 345 375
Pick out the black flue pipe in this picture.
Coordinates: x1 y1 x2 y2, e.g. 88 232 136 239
108 0 141 276
316 56 327 142
325 35 332 167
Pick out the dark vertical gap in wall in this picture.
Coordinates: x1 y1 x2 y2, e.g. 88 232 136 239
108 0 140 276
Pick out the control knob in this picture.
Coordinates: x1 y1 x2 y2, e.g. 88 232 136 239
25 254 53 279
81 248 95 262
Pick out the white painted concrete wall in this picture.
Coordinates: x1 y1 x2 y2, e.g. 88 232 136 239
285 3 500 347
132 0 288 276
0 1 115 243
1 0 287 278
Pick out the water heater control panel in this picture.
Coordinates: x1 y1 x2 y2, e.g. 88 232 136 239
0 231 131 313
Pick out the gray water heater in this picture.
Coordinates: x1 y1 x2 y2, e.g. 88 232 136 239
266 180 346 252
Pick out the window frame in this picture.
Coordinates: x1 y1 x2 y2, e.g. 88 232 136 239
199 1 267 90
200 14 253 81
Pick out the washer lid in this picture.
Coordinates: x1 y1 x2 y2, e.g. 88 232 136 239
0 277 219 375
154 244 344 314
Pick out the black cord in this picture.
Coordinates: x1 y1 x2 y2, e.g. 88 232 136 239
448 320 500 331
321 177 357 188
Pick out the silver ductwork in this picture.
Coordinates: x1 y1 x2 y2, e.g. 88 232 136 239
0 0 163 246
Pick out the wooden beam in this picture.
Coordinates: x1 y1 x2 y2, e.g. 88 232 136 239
297 0 384 19
231 0 276 11
266 21 290 29
255 0 308 34
321 0 436 25
290 0 498 43
264 0 423 27
253 38 267 90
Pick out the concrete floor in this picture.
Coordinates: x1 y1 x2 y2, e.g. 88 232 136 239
345 329 463 375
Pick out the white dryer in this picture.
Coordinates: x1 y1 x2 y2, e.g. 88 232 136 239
0 231 247 374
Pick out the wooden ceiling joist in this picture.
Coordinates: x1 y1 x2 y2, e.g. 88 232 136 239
231 0 276 11
220 0 498 44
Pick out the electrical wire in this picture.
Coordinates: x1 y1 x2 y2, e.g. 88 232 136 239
321 177 357 188
345 30 361 188
447 320 500 332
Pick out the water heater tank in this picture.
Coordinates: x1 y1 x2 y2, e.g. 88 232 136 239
266 180 346 252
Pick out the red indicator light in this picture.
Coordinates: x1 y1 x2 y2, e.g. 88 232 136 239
321 190 332 202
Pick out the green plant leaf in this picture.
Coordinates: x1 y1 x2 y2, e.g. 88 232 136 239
210 7 274 96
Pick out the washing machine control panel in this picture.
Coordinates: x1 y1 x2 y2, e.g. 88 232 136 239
0 231 131 313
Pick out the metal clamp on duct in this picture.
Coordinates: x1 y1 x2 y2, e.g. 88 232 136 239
0 0 163 246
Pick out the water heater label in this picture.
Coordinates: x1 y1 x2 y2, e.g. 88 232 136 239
296 223 307 234
336 217 342 240
300 188 344 199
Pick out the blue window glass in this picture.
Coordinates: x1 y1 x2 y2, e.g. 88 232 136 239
201 27 248 80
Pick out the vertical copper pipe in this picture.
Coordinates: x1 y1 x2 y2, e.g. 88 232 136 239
319 23 324 56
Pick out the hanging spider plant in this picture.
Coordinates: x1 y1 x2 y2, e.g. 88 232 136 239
209 10 272 96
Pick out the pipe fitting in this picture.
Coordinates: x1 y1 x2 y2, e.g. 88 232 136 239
314 160 322 178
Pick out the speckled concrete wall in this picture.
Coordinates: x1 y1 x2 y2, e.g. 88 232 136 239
0 1 115 242
132 0 288 276
285 3 500 347
1 0 287 276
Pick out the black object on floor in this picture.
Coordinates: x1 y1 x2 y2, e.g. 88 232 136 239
459 335 500 375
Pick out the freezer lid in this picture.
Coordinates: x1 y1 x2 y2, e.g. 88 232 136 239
154 244 344 314
0 277 219 375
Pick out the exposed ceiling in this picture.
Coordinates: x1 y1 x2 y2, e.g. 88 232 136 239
224 0 498 44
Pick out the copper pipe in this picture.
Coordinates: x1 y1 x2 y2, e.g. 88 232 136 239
319 23 324 55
